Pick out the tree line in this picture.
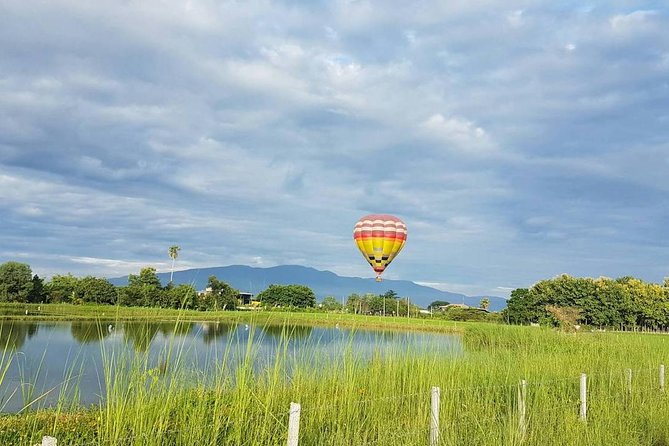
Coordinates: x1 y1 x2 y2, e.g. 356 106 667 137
503 274 669 329
0 261 315 311
0 260 494 321
316 290 407 315
0 261 422 315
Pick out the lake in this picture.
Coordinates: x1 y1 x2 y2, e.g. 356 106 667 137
0 320 461 413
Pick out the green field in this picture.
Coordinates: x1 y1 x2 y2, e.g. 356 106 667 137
2 305 669 445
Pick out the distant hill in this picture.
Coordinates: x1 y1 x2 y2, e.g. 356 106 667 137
109 265 507 311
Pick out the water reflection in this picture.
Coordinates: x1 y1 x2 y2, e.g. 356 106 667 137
0 319 462 413
122 323 160 352
261 324 313 340
199 322 236 344
0 321 39 349
70 321 112 344
157 321 194 338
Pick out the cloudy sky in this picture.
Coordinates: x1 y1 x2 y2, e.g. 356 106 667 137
1 1 668 297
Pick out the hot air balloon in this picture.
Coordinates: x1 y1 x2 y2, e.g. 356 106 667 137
353 214 407 282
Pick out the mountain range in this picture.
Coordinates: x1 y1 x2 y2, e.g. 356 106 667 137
109 265 507 311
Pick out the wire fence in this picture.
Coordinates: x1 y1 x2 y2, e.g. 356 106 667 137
26 362 669 446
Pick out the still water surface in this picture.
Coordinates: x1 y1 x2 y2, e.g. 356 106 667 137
0 320 461 413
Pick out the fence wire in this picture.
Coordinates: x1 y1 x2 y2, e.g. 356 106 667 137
24 363 669 446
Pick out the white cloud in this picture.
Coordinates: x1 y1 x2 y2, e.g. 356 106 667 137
69 256 153 269
420 114 495 152
15 205 44 217
507 10 524 28
610 10 658 31
325 26 339 41
415 281 511 298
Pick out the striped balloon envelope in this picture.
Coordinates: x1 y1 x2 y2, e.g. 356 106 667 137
353 214 407 282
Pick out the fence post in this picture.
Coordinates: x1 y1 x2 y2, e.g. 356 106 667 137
518 379 527 437
660 365 665 392
579 373 587 422
626 368 632 395
287 402 301 446
430 386 440 446
41 437 57 446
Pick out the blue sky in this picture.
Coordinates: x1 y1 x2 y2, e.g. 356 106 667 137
1 1 668 297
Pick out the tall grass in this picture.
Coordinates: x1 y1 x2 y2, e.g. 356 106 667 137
0 329 16 413
3 322 669 445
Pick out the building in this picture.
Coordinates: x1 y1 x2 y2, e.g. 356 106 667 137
238 292 254 306
197 288 256 307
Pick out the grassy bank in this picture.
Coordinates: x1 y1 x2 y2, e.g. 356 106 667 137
3 317 669 444
0 302 464 334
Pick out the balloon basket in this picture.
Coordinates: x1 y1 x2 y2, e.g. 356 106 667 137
375 276 382 282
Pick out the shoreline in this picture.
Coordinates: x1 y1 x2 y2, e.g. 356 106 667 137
0 303 466 334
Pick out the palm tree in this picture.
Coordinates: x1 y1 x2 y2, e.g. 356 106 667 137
168 245 181 284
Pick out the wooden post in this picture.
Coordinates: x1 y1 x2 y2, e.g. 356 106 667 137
518 379 527 437
579 374 587 422
626 368 632 395
660 364 665 392
430 387 440 446
287 402 301 446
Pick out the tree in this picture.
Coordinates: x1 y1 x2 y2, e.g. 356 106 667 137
503 275 669 329
428 300 450 311
501 288 537 324
379 290 399 316
346 293 372 314
166 284 197 309
75 276 117 305
46 274 80 303
256 284 316 308
123 267 164 307
367 293 386 314
203 276 238 311
546 305 582 331
381 290 398 300
479 297 490 311
0 261 34 302
129 267 162 289
168 246 181 284
29 275 46 303
321 296 343 311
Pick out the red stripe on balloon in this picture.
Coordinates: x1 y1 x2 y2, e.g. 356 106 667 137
354 234 406 240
